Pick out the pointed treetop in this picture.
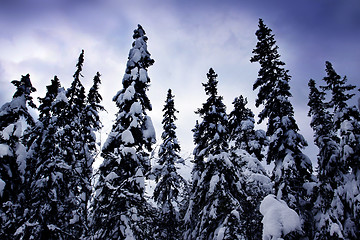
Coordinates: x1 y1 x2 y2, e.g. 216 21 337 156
11 74 37 108
73 49 85 79
133 24 147 40
203 68 219 96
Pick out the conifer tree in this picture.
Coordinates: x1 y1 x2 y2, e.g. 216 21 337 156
250 18 313 239
0 74 36 239
191 68 229 186
153 89 186 240
228 95 267 160
184 68 247 239
308 79 344 239
91 24 156 239
78 72 104 239
17 76 75 239
320 61 360 239
228 95 271 239
54 50 88 238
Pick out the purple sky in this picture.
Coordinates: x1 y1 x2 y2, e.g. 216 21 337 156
1 0 359 166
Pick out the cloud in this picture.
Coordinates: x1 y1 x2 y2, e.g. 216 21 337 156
0 0 359 165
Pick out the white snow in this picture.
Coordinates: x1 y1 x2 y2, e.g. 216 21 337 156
0 144 12 157
130 48 141 63
122 84 136 101
209 174 219 194
121 146 136 157
143 116 156 142
139 68 148 83
260 194 301 240
105 172 119 182
0 178 5 197
241 119 254 130
16 143 27 175
330 222 344 238
129 102 142 116
215 227 225 240
122 129 135 144
131 67 139 79
54 87 68 104
2 124 15 140
134 168 145 190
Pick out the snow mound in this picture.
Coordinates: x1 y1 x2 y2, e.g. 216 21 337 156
260 194 301 240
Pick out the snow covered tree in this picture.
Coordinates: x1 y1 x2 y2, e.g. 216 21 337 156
55 50 89 238
308 78 345 239
228 95 267 160
227 96 271 239
77 72 104 239
91 24 156 240
17 75 76 239
184 68 248 239
152 89 187 240
319 61 360 239
190 68 229 186
0 74 36 239
250 18 313 239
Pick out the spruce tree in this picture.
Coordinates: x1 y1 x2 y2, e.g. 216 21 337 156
0 74 36 239
91 25 156 239
18 76 75 239
184 68 247 239
250 18 313 239
228 95 267 160
78 72 104 239
153 89 186 240
228 95 271 239
320 61 360 239
54 50 88 238
308 79 344 239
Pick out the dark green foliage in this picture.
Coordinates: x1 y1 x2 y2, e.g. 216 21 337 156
308 78 344 240
91 24 156 239
153 89 187 240
192 68 228 173
317 61 360 239
228 95 268 160
185 69 249 240
251 18 314 239
0 74 36 239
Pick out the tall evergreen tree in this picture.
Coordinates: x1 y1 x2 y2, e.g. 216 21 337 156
0 74 36 239
228 95 267 160
190 68 229 187
250 18 313 239
54 50 88 238
77 72 104 239
308 78 344 239
228 95 271 239
17 76 75 239
320 61 360 239
184 68 247 239
153 89 186 240
91 24 156 239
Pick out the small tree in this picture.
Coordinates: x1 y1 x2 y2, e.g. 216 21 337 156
153 89 186 240
0 74 36 239
228 95 267 160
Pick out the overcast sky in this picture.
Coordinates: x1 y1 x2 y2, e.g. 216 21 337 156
1 0 359 166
